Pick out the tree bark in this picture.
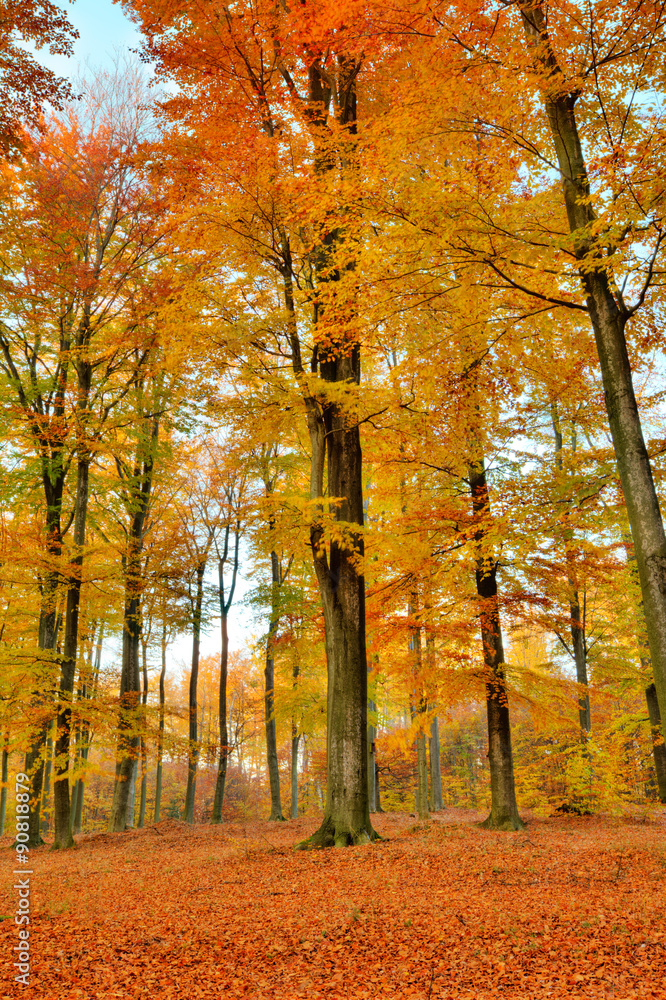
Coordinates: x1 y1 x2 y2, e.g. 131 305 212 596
0 731 8 835
212 529 240 823
646 683 666 802
551 403 591 733
38 721 54 839
290 656 300 819
265 549 284 820
185 558 206 824
73 621 102 835
137 638 149 829
300 368 375 845
109 416 159 832
519 0 666 749
367 692 377 815
409 600 429 821
429 717 444 811
53 446 90 849
154 624 167 823
469 455 524 831
25 527 62 847
212 600 229 822
278 58 375 849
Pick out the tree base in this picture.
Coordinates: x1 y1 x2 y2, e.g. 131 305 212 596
296 814 380 849
480 812 526 832
51 834 75 851
19 836 45 849
268 811 286 821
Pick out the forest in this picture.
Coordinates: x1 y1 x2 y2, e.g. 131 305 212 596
1 0 666 996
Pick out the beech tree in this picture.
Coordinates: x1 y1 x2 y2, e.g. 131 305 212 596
0 0 77 153
120 0 381 846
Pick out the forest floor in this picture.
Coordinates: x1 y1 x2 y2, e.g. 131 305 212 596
1 808 665 999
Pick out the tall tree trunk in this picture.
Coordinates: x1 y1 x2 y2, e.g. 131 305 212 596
303 376 374 845
469 455 524 831
25 542 62 847
429 717 444 811
409 599 429 821
138 639 149 829
290 656 300 819
519 0 666 749
212 602 229 822
551 403 591 733
424 615 443 811
367 691 377 815
374 757 383 813
154 624 167 824
39 720 54 838
73 621 102 835
646 683 666 803
109 579 142 831
620 530 666 798
0 731 8 835
212 530 239 823
185 558 206 824
109 416 158 833
53 449 90 849
265 549 284 821
281 57 375 849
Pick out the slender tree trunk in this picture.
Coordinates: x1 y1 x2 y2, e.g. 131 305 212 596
519 0 666 747
73 622 102 835
551 403 591 733
25 551 61 847
109 579 142 831
39 721 54 838
53 450 90 849
646 683 666 802
367 693 377 815
375 757 383 812
409 601 429 821
212 576 230 822
0 732 8 835
290 730 300 819
424 613 443 811
265 549 284 821
154 626 167 824
72 777 84 834
429 717 444 811
138 639 149 829
127 761 137 827
469 455 524 831
415 730 429 819
570 593 591 733
212 523 240 824
69 774 79 835
185 559 206 824
290 656 300 819
109 417 158 832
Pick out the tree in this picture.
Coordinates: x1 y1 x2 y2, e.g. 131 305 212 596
211 459 245 824
0 0 77 154
122 0 379 845
0 66 168 845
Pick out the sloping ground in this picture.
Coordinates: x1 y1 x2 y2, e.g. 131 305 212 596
1 809 665 999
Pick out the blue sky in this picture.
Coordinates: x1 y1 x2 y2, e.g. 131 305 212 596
38 0 142 77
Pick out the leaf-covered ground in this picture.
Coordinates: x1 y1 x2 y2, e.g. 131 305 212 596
1 809 665 999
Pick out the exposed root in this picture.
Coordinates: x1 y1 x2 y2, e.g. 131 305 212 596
480 812 526 832
295 815 380 850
